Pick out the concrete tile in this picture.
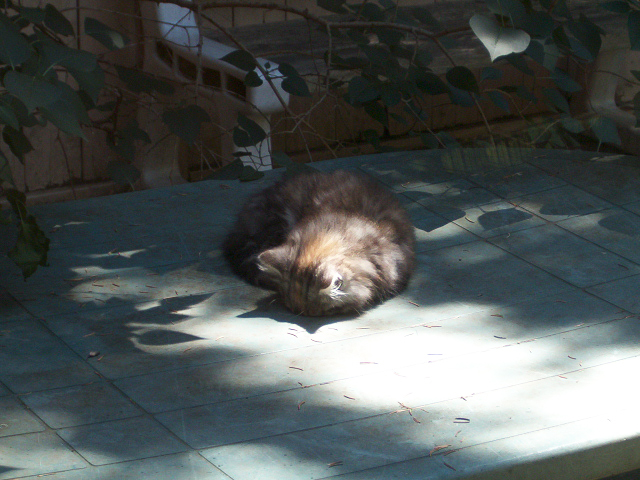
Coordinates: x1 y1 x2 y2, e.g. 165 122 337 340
450 200 546 238
12 452 227 480
326 414 640 480
0 289 32 323
515 184 615 222
413 215 478 252
489 225 640 288
21 382 143 429
403 179 501 219
359 156 458 191
156 293 627 450
0 383 8 396
552 162 640 205
409 241 573 308
202 355 640 480
42 288 277 379
558 209 640 264
0 396 46 437
0 431 86 480
587 275 640 313
6 257 246 317
467 163 566 198
0 320 96 393
396 195 435 223
57 416 188 466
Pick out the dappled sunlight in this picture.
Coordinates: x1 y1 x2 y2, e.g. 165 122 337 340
3 150 640 479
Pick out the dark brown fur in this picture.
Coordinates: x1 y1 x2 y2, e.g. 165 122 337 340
223 170 415 316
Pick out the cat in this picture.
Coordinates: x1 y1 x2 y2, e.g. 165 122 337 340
223 169 415 316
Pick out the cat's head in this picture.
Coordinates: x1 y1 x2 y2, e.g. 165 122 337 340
256 239 378 316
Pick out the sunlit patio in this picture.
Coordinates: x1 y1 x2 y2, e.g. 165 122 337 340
1 148 640 479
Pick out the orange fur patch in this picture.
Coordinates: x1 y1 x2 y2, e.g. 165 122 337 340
295 232 343 269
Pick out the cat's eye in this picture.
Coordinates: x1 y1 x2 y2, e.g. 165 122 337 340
333 276 343 290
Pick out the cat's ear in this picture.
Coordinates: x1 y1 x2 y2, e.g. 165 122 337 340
257 246 291 280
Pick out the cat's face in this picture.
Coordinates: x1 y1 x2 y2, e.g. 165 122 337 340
256 244 377 316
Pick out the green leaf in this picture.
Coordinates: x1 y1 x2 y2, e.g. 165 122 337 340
415 71 449 95
364 101 388 126
44 4 74 36
220 49 257 71
481 67 503 81
5 189 49 279
516 85 537 102
600 1 630 13
0 96 20 129
446 66 479 94
543 87 570 113
41 42 98 72
414 48 433 68
591 116 621 146
516 11 554 39
552 69 582 93
278 62 299 77
359 3 385 21
505 53 534 75
244 70 263 87
380 86 401 107
3 71 61 112
469 14 530 62
116 65 175 95
486 0 526 20
348 76 380 104
629 11 640 51
560 117 585 133
487 90 510 112
448 85 475 107
360 45 392 65
108 121 150 161
2 126 33 163
317 0 348 13
162 105 211 145
18 6 46 24
67 63 105 104
271 150 294 168
0 11 31 66
410 6 442 29
85 17 129 50
206 159 245 180
375 27 404 46
566 17 602 60
233 114 266 147
282 75 311 97
107 160 141 186
39 81 90 139
0 148 15 186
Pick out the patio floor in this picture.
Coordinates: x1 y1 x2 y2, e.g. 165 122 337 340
1 148 640 480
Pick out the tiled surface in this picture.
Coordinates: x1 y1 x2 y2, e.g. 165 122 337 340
1 149 640 480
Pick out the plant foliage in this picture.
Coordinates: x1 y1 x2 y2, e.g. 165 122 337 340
0 0 635 279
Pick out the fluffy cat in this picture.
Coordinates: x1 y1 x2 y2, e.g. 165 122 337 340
223 170 415 316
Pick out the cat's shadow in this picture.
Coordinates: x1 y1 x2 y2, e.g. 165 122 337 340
236 295 358 334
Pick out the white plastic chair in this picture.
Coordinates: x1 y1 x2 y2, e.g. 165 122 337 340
138 0 289 186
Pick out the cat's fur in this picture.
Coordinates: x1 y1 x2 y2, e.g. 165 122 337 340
223 170 415 316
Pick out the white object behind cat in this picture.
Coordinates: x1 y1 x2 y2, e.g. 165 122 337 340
139 0 289 186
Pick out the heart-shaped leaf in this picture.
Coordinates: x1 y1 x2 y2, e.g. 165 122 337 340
0 12 31 66
162 105 211 145
470 14 530 62
85 17 129 51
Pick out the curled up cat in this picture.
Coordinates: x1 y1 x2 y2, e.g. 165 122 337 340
223 170 415 316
